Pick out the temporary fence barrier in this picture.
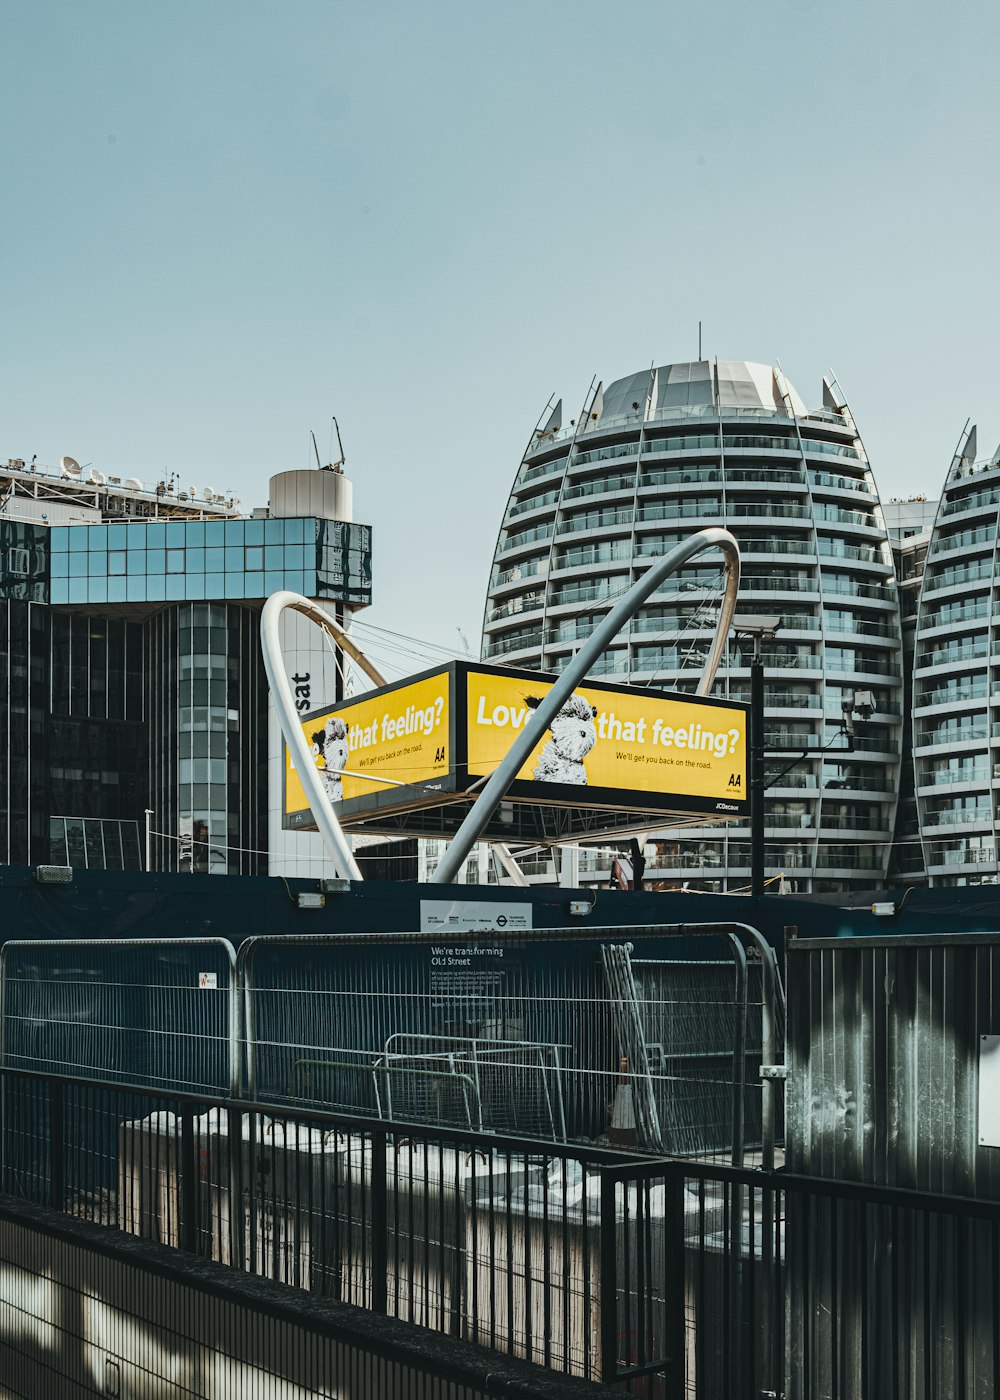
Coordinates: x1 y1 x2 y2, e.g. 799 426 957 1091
239 923 782 1166
2 1063 998 1398
0 923 782 1167
0 938 238 1096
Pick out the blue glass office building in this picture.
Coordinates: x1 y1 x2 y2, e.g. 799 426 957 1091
0 461 371 874
49 516 370 608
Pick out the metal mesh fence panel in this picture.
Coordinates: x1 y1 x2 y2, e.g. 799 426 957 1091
0 940 236 1096
243 926 776 1162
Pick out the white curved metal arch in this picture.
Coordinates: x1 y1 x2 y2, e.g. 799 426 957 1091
430 526 741 885
260 591 387 881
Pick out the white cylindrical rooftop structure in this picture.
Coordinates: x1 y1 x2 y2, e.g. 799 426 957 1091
269 468 353 522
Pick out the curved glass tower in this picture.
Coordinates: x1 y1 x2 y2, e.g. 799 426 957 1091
913 425 1000 884
481 359 904 893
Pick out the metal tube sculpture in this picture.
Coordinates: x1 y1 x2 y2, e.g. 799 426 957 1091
430 526 740 885
260 591 387 882
261 528 739 885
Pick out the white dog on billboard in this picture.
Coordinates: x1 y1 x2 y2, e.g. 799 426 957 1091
526 693 599 785
310 715 349 802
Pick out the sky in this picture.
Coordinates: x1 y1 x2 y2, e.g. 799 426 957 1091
2 0 998 674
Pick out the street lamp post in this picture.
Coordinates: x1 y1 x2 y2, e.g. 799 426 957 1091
733 615 877 899
732 616 782 898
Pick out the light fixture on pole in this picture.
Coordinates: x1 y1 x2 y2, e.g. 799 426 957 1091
841 689 876 749
731 616 783 899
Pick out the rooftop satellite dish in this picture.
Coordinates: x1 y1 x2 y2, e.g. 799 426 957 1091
60 456 82 478
203 486 215 501
124 477 143 491
89 468 105 485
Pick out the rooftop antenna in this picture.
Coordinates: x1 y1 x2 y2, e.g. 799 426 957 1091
311 418 346 473
330 416 345 473
698 321 703 360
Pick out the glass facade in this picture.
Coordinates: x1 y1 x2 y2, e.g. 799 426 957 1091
0 479 372 874
482 359 905 894
911 428 1000 884
0 599 48 864
49 816 142 870
47 517 372 607
0 521 48 603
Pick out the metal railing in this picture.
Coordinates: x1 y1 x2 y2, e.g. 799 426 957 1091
7 1063 1000 1398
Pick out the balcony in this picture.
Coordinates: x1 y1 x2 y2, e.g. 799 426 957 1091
819 576 895 603
915 642 989 669
816 540 887 566
823 653 899 677
922 807 993 829
725 467 805 486
497 523 554 554
809 470 874 495
916 725 989 749
726 502 811 520
741 576 819 594
923 560 993 592
638 466 721 488
518 456 568 486
917 767 990 788
940 487 1000 518
491 556 547 590
637 502 722 523
736 538 815 557
824 616 898 640
813 505 881 530
562 475 634 501
929 524 996 556
916 683 989 708
507 489 560 519
486 592 544 624
571 441 639 469
484 628 543 659
555 509 634 536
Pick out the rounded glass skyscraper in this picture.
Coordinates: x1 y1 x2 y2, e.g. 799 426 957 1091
481 359 904 892
913 424 1000 884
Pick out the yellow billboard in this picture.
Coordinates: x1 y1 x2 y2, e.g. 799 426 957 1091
284 660 749 832
285 669 451 820
465 669 747 808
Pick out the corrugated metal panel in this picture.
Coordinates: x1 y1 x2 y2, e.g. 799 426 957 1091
785 933 1000 1398
787 934 1000 1196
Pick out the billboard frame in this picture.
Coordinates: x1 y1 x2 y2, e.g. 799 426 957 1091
284 660 749 843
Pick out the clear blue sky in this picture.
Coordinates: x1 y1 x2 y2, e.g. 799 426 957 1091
2 1 998 667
